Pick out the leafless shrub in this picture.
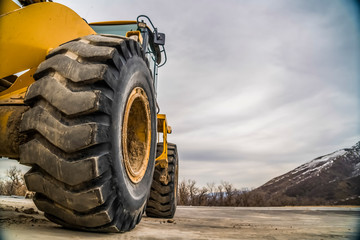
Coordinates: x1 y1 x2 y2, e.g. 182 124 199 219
206 182 216 206
0 166 27 196
197 187 208 206
178 179 190 205
177 179 268 207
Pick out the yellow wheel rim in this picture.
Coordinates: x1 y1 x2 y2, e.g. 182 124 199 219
122 87 151 183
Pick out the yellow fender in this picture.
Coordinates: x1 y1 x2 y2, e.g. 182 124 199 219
0 1 95 81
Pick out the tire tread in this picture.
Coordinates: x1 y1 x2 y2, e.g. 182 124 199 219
146 143 178 218
20 34 150 232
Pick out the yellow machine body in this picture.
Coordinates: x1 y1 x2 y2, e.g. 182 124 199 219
156 114 172 167
0 1 95 80
0 1 96 158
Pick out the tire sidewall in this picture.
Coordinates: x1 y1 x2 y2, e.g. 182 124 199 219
170 144 178 215
111 56 156 212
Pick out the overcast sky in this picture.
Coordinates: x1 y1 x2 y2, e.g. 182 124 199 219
2 0 359 188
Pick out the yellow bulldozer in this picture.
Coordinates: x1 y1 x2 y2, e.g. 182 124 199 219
0 0 178 232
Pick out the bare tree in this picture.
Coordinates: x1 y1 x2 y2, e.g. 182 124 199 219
178 179 189 205
249 191 266 206
0 166 27 196
222 181 236 206
206 182 216 205
217 184 224 206
235 188 251 206
0 181 5 195
176 179 273 207
187 179 198 205
197 187 208 206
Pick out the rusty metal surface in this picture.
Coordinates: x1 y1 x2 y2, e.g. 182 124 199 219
0 105 29 159
122 87 152 184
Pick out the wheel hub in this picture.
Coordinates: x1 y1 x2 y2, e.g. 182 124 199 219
122 87 151 183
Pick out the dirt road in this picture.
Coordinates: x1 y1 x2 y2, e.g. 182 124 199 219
1 196 359 240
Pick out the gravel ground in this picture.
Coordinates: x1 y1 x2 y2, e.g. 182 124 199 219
0 196 359 240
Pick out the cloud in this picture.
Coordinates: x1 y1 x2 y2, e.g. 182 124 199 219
155 0 360 187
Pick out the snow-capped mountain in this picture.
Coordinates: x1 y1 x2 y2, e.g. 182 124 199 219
255 141 360 205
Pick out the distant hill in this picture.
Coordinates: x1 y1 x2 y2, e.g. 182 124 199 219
253 142 360 205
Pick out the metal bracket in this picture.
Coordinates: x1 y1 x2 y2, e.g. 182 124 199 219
155 114 172 169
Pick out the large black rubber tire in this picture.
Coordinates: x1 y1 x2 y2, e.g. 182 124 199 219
19 35 157 232
146 143 178 218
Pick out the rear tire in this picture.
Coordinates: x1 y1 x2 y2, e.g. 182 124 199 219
146 143 178 218
19 34 156 232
